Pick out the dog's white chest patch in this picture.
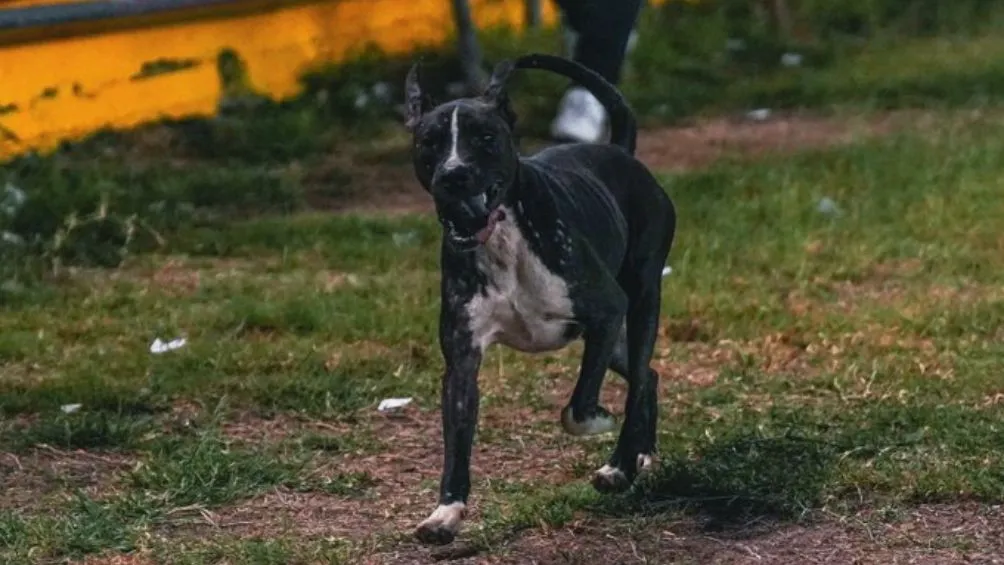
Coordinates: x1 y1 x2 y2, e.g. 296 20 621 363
466 207 576 353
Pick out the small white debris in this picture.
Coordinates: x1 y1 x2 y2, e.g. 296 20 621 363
747 108 771 122
2 182 26 217
61 403 82 414
353 90 370 110
392 231 418 247
1 231 23 245
662 266 673 277
378 397 413 412
371 82 393 104
817 197 841 216
780 52 803 67
150 337 187 354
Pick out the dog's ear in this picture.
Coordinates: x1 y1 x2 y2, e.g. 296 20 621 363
404 62 427 131
482 59 517 129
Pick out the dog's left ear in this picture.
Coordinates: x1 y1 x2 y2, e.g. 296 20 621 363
482 59 517 129
404 62 428 131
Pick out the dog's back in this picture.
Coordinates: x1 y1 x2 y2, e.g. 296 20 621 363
514 53 674 273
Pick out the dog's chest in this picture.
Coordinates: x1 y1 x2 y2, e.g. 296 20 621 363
465 210 576 353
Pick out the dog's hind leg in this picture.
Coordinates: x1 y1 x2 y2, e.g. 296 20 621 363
593 209 674 493
608 323 630 379
560 263 627 438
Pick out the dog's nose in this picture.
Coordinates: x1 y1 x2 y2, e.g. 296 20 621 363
433 162 477 193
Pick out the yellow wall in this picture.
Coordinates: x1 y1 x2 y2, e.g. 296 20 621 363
0 0 666 159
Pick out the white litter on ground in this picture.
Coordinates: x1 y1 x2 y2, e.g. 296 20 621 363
662 266 673 277
817 197 842 216
378 397 413 412
150 337 187 354
781 52 803 67
60 403 82 414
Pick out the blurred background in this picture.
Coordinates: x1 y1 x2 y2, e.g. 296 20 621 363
0 0 1001 269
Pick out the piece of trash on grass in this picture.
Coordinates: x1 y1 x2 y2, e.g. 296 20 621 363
61 403 82 414
353 90 370 110
747 108 771 122
150 337 187 354
1 231 24 245
816 197 841 217
780 52 803 67
662 266 673 277
2 182 26 217
392 231 418 247
378 397 413 412
371 82 393 104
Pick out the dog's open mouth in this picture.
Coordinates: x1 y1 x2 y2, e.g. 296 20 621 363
474 208 506 244
444 208 507 250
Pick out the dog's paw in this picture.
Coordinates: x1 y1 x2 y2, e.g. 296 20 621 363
591 464 631 493
637 453 656 476
414 502 466 545
560 405 617 436
591 454 655 494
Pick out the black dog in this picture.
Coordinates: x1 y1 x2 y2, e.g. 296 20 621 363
404 53 676 545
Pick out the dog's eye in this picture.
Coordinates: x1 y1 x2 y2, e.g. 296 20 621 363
417 136 439 151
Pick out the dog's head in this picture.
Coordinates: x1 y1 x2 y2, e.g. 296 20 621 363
404 60 519 250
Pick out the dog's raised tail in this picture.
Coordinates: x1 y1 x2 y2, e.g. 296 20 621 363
514 53 637 155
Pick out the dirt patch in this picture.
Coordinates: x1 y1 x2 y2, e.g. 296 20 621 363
0 448 134 512
634 110 897 173
206 404 594 543
373 503 1004 564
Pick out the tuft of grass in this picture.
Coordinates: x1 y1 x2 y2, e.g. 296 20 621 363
130 432 300 507
1 410 154 452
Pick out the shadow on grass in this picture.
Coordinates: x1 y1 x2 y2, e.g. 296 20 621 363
597 432 838 534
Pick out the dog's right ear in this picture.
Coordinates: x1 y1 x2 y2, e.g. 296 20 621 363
482 59 517 129
404 62 427 131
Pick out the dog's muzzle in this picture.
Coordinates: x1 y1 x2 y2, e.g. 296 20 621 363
438 193 506 250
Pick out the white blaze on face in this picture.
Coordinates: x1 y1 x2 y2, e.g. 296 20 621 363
443 106 463 170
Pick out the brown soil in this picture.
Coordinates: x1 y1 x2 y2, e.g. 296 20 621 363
369 503 1004 564
1 448 134 513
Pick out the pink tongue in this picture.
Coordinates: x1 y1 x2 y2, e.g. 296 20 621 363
475 209 505 244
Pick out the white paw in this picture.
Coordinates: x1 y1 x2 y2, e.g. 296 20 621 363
591 463 630 493
560 406 617 436
637 453 654 475
415 502 466 545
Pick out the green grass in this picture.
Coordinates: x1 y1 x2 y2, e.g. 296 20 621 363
6 112 1004 561
6 18 1004 564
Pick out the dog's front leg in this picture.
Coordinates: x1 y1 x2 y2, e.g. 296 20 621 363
415 306 483 545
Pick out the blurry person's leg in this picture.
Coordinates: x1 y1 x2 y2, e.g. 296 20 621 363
550 0 643 143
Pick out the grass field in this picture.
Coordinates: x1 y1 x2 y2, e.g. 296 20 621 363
4 13 1004 565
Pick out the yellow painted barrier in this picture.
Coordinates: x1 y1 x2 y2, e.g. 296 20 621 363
0 0 666 160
